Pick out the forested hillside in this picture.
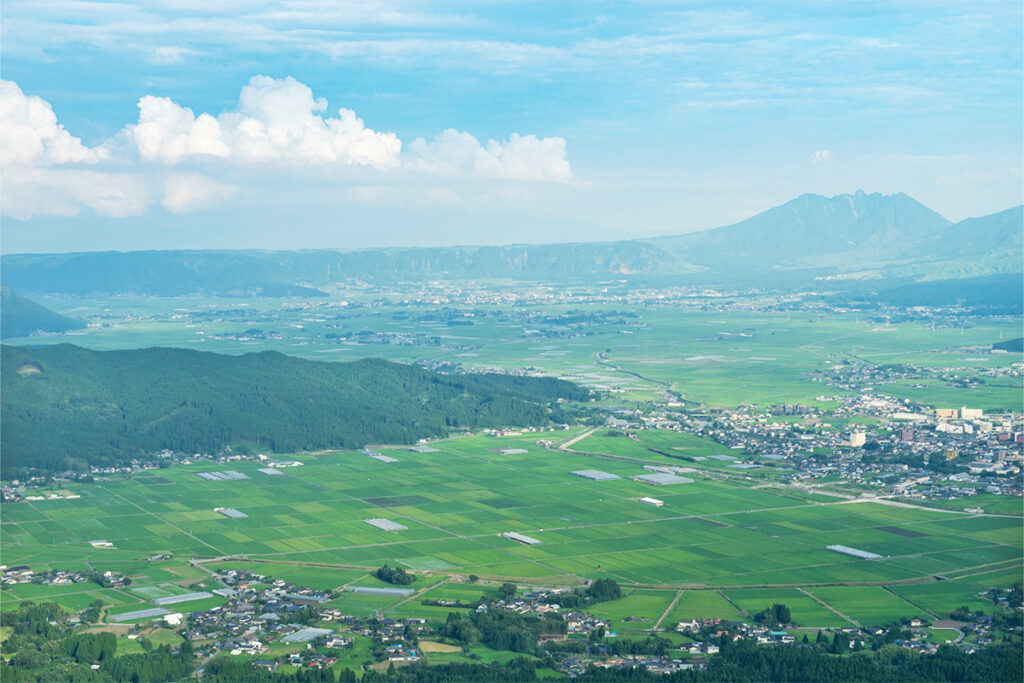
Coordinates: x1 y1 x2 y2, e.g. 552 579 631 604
0 286 86 339
1 345 588 474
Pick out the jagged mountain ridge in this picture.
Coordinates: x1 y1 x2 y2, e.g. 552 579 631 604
652 190 957 271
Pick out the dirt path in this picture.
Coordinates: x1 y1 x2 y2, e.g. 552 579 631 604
558 427 598 450
653 589 684 630
388 577 451 611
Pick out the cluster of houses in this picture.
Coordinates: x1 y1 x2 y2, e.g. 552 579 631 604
177 569 431 670
577 654 700 676
599 381 1022 504
0 565 128 588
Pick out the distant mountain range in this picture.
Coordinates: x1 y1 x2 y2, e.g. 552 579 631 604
1 192 1019 295
653 192 1021 280
1 286 86 339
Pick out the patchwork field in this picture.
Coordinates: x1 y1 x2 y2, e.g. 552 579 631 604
7 296 1021 410
3 430 1019 629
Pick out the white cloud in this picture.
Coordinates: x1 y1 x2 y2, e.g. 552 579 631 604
151 46 203 64
1 76 574 220
2 168 149 219
810 149 833 164
134 95 231 163
0 79 148 218
407 129 573 182
131 76 402 169
162 172 237 213
0 79 105 166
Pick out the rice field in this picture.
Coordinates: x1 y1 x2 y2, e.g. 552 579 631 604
2 430 1020 627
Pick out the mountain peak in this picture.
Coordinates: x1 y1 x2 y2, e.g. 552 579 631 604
654 190 954 271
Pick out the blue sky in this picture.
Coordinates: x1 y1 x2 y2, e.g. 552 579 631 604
2 1 1021 253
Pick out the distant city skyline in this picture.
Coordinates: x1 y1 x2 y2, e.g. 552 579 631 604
1 1 1021 253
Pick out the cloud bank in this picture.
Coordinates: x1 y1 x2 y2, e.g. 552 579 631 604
1 76 574 218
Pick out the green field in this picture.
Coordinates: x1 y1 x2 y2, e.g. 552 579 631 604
7 296 1021 411
2 298 1021 635
2 431 1020 627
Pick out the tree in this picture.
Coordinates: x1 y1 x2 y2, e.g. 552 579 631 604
585 579 622 603
498 583 517 600
468 574 479 584
831 631 849 654
773 603 791 624
375 564 414 586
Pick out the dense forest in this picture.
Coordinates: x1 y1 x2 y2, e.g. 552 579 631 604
359 640 1023 682
1 344 589 474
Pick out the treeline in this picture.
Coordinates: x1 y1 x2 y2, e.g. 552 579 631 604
545 635 674 657
0 601 194 682
204 658 355 682
1 344 589 474
664 639 1024 683
339 640 1024 683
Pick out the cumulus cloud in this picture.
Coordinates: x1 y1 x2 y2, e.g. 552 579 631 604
1 76 575 220
407 129 573 182
134 95 231 163
810 149 833 164
0 79 147 218
132 76 402 169
0 79 105 167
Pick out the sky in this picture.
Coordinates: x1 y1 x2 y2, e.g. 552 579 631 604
1 0 1021 253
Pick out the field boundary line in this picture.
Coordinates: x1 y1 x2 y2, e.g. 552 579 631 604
717 589 749 618
880 585 938 620
797 587 859 627
387 577 451 612
653 589 684 630
95 484 226 556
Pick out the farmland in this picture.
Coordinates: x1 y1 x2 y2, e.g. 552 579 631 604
3 429 1019 631
2 284 1021 680
6 290 1021 411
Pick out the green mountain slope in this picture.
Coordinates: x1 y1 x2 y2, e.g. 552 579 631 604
0 286 86 339
652 191 954 272
1 344 588 473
